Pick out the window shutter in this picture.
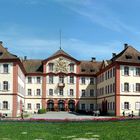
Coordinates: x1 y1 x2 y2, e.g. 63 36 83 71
0 64 2 73
86 104 89 110
67 76 70 84
34 90 36 96
47 89 49 95
121 66 124 76
8 103 10 110
135 103 139 110
8 64 11 73
129 103 131 110
129 67 133 76
129 84 131 92
133 68 136 76
121 103 124 110
8 83 10 91
46 76 49 84
121 84 124 92
0 82 1 91
133 84 136 92
0 103 1 109
74 77 76 84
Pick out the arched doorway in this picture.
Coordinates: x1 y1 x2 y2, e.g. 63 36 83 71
47 100 54 111
68 100 75 111
58 100 65 111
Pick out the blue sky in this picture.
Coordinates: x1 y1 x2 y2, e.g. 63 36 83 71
0 0 140 60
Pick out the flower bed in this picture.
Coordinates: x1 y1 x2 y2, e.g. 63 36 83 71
1 116 140 123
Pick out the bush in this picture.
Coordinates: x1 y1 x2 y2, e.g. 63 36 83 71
38 108 47 114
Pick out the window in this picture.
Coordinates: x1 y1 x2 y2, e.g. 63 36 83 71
113 68 115 77
110 69 112 78
59 88 63 96
49 75 53 84
108 71 110 79
70 76 74 84
124 102 129 110
81 77 85 84
28 77 32 83
90 78 94 84
81 90 86 97
28 89 32 96
49 63 54 71
136 83 140 92
70 64 74 72
124 83 129 92
27 103 31 109
105 72 107 80
70 89 74 96
59 76 64 83
81 104 85 110
90 89 94 97
136 68 140 76
49 89 53 96
3 64 8 73
37 77 41 83
90 104 94 110
36 103 40 109
3 81 8 91
3 101 8 109
113 83 115 92
108 85 110 94
124 66 129 75
110 84 113 93
36 89 41 96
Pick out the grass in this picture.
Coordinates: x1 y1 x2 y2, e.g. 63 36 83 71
0 120 140 140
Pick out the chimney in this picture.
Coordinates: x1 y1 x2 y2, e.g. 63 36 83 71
91 57 96 62
0 41 3 44
112 53 116 58
24 56 27 60
124 43 128 49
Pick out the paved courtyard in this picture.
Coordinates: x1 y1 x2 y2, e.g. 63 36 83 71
30 112 112 119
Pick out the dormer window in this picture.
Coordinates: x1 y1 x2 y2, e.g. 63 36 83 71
0 52 3 56
138 56 140 60
69 64 74 72
90 69 95 72
125 55 132 59
49 63 54 71
81 69 85 72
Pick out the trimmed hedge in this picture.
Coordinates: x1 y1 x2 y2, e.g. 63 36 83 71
38 108 46 114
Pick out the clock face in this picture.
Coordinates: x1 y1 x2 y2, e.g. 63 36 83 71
54 57 68 73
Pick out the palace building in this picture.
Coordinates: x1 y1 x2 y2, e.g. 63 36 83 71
0 42 140 117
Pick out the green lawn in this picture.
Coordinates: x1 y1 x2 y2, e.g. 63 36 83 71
0 120 140 140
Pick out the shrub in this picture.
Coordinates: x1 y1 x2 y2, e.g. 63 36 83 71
38 108 47 114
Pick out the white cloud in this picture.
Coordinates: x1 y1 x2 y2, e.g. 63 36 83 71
55 0 140 35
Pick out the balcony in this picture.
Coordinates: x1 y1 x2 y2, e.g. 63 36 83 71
58 83 65 87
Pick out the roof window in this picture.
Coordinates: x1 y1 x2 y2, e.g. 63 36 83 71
125 55 132 59
81 69 85 72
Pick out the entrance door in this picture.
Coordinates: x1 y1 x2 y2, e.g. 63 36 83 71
47 100 54 111
68 100 75 111
102 100 107 115
58 100 65 111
